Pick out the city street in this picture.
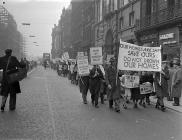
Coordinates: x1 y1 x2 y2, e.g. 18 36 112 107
0 66 182 140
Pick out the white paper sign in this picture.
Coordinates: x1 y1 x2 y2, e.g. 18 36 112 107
118 40 161 72
90 47 103 65
77 56 89 76
140 82 153 94
123 75 140 88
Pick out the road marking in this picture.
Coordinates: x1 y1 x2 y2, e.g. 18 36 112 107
45 77 57 140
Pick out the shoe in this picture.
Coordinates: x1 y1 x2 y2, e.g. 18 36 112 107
134 104 138 108
1 106 4 112
172 103 179 106
143 103 146 108
95 105 99 108
115 109 120 113
155 103 160 109
161 106 166 112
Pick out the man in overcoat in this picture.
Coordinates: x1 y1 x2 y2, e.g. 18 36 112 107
105 57 121 112
171 58 182 106
154 60 170 111
0 49 24 112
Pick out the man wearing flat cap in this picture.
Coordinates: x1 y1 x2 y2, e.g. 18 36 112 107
0 49 24 112
171 58 182 106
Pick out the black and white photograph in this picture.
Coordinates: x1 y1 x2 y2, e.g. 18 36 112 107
0 0 182 139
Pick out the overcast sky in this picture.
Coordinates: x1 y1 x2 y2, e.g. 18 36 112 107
2 0 71 59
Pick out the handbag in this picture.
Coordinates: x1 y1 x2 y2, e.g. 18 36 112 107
5 57 27 84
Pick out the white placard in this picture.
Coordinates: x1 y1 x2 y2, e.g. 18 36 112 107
118 40 161 72
77 56 89 76
122 75 140 88
90 47 103 65
140 82 153 94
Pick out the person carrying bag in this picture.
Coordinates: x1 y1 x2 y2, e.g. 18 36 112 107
0 49 25 112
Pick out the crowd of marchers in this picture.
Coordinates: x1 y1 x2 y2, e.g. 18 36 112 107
50 57 182 113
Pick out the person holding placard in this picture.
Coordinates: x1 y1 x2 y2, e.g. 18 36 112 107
154 60 170 112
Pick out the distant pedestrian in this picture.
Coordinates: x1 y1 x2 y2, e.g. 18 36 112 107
0 49 25 112
171 58 182 106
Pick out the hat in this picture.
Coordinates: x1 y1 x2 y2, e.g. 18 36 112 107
173 58 180 65
5 49 12 55
109 57 116 62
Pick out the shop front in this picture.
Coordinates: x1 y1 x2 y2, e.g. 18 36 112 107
159 27 180 61
139 31 159 47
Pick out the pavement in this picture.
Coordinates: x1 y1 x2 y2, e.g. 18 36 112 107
150 96 182 113
0 66 181 140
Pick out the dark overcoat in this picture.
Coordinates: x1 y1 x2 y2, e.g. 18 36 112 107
105 65 121 100
0 55 23 96
154 67 170 98
79 75 90 95
171 67 182 98
89 67 103 95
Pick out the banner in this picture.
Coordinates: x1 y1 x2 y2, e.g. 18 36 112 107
140 82 153 94
122 75 140 88
118 41 161 72
77 56 89 76
90 47 103 65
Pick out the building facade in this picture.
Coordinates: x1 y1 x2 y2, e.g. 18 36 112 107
135 0 182 61
0 6 22 59
51 24 61 59
94 0 119 60
118 0 140 45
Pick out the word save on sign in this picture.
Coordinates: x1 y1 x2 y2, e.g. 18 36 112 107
118 41 161 72
90 47 103 65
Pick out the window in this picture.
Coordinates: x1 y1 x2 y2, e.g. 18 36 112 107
119 17 124 29
124 0 129 5
129 11 134 26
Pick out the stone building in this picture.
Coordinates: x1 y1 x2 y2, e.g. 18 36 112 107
118 0 140 44
94 0 119 59
0 5 22 59
135 0 182 61
51 24 61 59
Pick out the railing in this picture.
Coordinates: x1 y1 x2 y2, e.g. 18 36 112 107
135 4 182 31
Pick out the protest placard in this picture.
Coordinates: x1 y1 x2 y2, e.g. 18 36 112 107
90 47 103 65
77 56 89 76
140 82 153 94
118 40 161 72
122 75 140 88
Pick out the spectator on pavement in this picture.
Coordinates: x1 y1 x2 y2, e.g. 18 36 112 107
171 58 182 106
154 60 170 112
0 49 25 112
